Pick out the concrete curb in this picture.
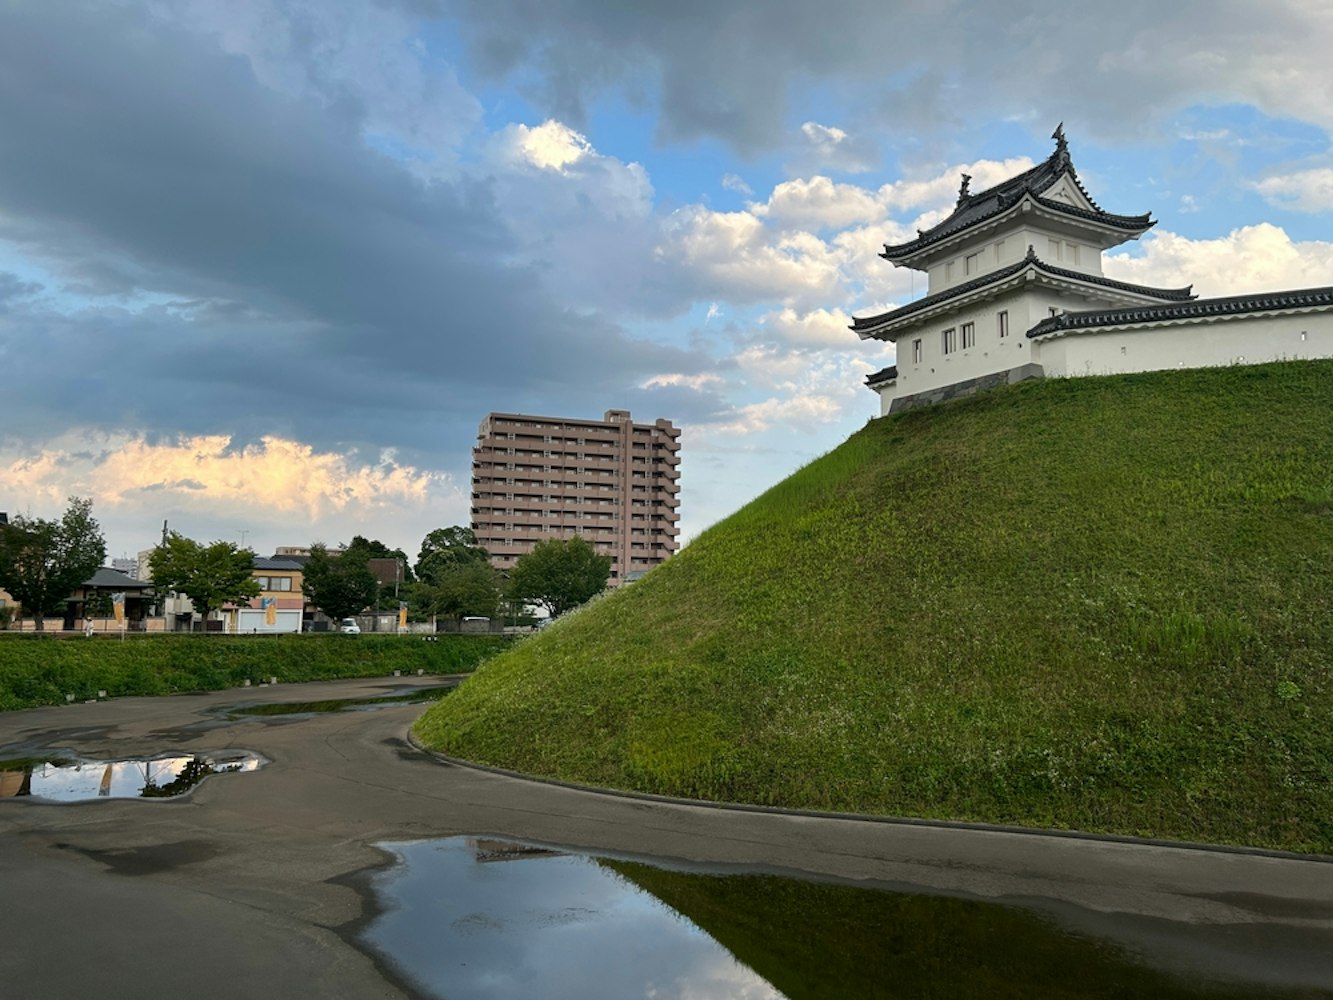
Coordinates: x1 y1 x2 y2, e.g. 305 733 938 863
406 731 1333 865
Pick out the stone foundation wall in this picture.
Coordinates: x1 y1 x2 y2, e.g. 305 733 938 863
888 363 1044 413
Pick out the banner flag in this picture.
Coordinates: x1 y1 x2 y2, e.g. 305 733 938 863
263 597 277 625
398 602 408 630
111 592 125 624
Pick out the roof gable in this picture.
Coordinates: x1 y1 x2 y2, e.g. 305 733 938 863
882 126 1152 264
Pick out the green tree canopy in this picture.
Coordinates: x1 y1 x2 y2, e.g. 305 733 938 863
148 533 260 629
507 535 610 618
302 543 378 624
410 560 500 622
415 526 489 582
0 497 106 631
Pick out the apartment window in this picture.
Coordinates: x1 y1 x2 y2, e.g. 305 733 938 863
997 310 1009 338
941 327 957 355
961 322 975 349
912 338 922 364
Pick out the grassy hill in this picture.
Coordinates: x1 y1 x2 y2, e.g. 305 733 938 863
414 360 1333 853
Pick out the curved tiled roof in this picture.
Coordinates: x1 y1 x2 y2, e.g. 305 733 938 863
1027 286 1333 339
865 365 898 386
881 137 1152 261
851 249 1193 334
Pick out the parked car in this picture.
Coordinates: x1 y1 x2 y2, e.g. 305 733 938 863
340 618 361 634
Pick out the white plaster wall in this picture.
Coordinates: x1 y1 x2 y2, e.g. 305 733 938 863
1037 312 1333 379
889 292 1033 401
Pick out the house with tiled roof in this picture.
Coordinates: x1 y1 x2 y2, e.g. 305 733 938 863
856 126 1333 414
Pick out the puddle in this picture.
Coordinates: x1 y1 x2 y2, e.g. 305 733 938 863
0 751 265 801
227 686 451 718
360 837 1330 1000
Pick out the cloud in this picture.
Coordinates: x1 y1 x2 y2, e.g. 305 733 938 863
0 430 463 557
757 307 860 349
655 206 846 308
721 174 753 195
441 1 1333 153
1 433 445 516
1252 168 1333 213
166 0 484 174
752 176 886 231
790 122 880 174
0 2 704 468
1104 224 1333 297
504 120 596 172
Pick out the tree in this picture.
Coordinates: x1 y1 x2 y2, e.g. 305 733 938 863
0 497 106 631
349 534 414 585
301 543 378 624
148 533 260 630
411 560 500 622
507 535 611 618
415 526 489 581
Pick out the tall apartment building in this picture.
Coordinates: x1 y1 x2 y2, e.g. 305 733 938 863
471 409 681 584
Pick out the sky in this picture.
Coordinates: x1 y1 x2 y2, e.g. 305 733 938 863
2 1 1332 566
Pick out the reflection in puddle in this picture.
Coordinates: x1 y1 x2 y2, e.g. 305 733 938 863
365 838 782 1000
364 837 1323 1000
228 687 451 717
0 752 264 801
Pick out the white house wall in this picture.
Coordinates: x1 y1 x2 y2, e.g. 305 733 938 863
1037 312 1333 379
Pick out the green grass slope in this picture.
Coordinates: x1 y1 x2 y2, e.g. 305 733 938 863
415 360 1333 852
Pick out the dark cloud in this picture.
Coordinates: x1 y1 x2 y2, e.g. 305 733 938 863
441 0 1333 155
0 2 707 470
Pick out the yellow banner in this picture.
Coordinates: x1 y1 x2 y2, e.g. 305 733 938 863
111 592 125 624
398 603 408 630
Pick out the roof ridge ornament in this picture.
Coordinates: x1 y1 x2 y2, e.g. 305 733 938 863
957 172 972 206
1052 122 1073 173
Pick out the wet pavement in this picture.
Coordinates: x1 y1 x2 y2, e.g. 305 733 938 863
1 678 1331 1000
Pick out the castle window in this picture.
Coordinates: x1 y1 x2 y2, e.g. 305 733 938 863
997 310 1009 338
1047 238 1062 260
1049 306 1060 318
965 252 980 276
912 338 922 363
994 239 1006 261
1066 243 1080 266
941 327 957 355
961 322 975 349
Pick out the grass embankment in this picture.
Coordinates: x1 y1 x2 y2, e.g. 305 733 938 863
0 634 508 711
415 360 1333 853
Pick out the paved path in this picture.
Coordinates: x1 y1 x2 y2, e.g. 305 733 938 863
1 678 1331 999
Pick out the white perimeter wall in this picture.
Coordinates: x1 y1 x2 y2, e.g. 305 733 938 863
1036 312 1333 379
